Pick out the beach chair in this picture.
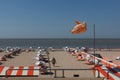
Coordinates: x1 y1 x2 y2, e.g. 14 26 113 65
84 59 95 65
4 52 13 58
0 56 3 61
77 54 85 61
0 55 7 61
40 66 48 74
77 56 82 60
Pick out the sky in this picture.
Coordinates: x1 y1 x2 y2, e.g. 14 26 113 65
0 0 120 38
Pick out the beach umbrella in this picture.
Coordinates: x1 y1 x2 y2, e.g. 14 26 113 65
71 21 87 34
37 49 45 56
35 61 40 66
116 57 120 60
37 49 43 54
35 56 39 60
35 61 46 66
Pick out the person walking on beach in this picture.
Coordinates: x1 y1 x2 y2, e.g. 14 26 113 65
51 57 56 66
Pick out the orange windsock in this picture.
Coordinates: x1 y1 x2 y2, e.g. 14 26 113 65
75 21 81 24
71 21 87 34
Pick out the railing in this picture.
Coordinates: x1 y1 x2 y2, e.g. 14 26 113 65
5 68 95 78
47 68 95 78
5 68 113 79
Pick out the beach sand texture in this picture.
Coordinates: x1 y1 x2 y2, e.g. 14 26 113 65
0 49 118 80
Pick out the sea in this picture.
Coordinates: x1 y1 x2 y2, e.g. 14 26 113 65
0 38 120 49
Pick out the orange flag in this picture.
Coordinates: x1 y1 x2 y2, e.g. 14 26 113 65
71 21 87 34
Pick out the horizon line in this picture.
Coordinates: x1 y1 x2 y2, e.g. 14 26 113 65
0 38 120 39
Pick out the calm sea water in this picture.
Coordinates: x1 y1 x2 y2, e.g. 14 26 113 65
0 38 120 49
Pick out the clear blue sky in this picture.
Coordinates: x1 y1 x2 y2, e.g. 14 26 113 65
0 0 120 38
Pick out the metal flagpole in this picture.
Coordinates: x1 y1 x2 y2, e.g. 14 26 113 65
94 24 96 56
93 24 96 78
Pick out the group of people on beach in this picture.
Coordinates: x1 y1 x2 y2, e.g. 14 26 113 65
0 47 22 64
66 46 120 66
34 48 48 74
34 47 56 74
65 46 101 65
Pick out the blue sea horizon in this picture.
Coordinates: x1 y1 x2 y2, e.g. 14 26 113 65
0 38 120 49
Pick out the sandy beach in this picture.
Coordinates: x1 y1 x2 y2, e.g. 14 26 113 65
0 48 120 80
